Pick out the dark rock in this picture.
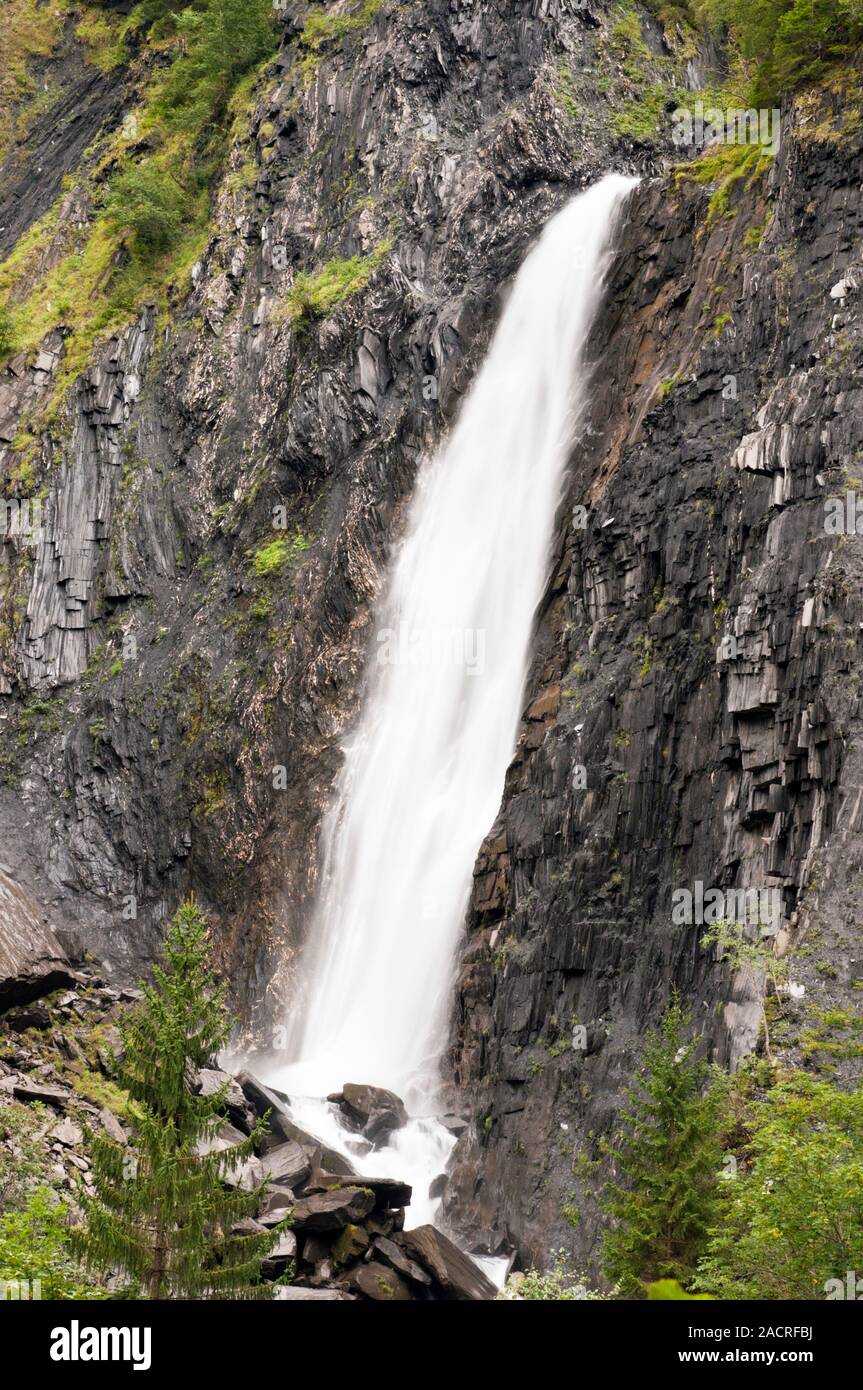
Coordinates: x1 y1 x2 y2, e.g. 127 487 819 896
237 1070 356 1175
332 1222 369 1266
2 1004 51 1032
230 1217 268 1237
350 1260 412 1301
429 1173 448 1200
330 1083 408 1138
373 1235 432 1287
0 870 72 1010
290 1186 375 1232
258 1140 310 1190
399 1226 496 1301
257 1190 295 1228
193 1067 254 1131
314 1174 411 1209
12 1081 69 1108
261 1229 298 1277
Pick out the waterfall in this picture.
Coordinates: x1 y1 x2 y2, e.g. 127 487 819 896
272 174 637 1223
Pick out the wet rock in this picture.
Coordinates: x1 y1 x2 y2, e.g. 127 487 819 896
237 1070 356 1175
329 1083 408 1140
399 1226 497 1301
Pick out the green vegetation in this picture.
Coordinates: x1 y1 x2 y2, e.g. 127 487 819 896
73 899 282 1299
601 999 725 1298
249 532 311 578
694 0 863 103
0 0 279 419
297 0 385 84
611 84 669 142
281 242 393 326
0 304 15 361
499 1250 605 1300
0 1190 106 1300
595 985 863 1300
0 0 63 165
696 1074 863 1299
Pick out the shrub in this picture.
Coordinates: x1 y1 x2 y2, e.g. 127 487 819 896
601 999 726 1298
0 1190 106 1300
0 304 15 358
102 162 189 260
696 1073 863 1299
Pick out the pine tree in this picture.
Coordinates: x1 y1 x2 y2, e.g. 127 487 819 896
72 899 281 1299
600 997 725 1298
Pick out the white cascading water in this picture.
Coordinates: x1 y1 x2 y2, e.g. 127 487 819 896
269 174 637 1231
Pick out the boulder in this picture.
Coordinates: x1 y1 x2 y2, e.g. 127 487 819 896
194 1067 254 1132
350 1261 412 1301
0 870 72 1010
258 1190 295 1228
329 1083 408 1139
273 1287 353 1301
290 1185 374 1232
12 1081 70 1108
373 1235 432 1286
50 1118 83 1147
261 1229 297 1278
236 1069 357 1175
3 1004 51 1032
258 1140 310 1190
332 1222 369 1266
399 1226 497 1301
99 1108 127 1145
313 1173 411 1208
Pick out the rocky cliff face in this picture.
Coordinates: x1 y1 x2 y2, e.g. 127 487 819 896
2 2 862 1274
445 88 863 1267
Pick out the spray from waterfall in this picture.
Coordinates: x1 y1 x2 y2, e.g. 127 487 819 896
271 173 638 1224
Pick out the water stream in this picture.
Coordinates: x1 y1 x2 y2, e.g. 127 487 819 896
268 173 638 1244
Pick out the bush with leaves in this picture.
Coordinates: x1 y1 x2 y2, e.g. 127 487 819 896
696 1072 863 1299
0 303 15 358
102 162 190 261
601 998 726 1298
694 0 863 101
0 1189 106 1300
498 1249 608 1301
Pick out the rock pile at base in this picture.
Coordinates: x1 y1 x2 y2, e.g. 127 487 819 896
0 954 496 1300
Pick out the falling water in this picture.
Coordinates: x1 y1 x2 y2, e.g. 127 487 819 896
272 174 637 1224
